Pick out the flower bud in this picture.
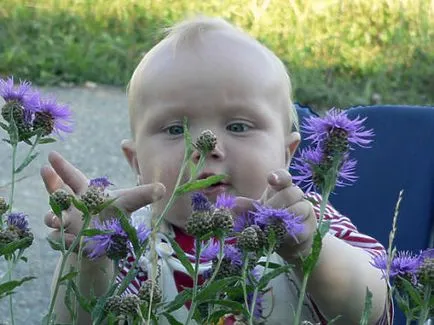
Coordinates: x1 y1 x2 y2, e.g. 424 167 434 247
50 189 73 211
0 197 8 215
195 129 217 154
138 279 162 304
119 294 141 315
211 208 234 233
104 295 122 315
33 111 54 136
185 210 212 238
238 226 260 252
80 186 105 213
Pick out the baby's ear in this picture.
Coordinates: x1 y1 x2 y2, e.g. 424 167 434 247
285 131 301 166
121 139 140 175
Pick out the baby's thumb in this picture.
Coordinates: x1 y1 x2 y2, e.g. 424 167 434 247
114 183 166 213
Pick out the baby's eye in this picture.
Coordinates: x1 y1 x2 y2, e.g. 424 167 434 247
166 125 184 135
227 122 250 133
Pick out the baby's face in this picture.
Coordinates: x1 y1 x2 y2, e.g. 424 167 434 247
126 30 299 229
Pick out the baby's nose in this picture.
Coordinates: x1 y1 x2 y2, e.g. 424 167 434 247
191 142 225 163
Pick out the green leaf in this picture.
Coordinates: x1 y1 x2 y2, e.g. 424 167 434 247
59 271 79 283
175 174 226 195
20 256 28 262
8 116 18 145
196 277 238 301
81 228 113 237
359 287 373 325
183 117 193 157
202 299 244 312
303 229 323 274
38 137 57 144
15 152 39 174
115 207 140 253
208 310 231 324
397 276 423 305
167 236 195 277
257 261 284 269
163 288 192 313
68 279 95 313
0 236 34 256
72 197 89 214
0 276 36 298
162 312 184 325
94 197 118 214
257 264 293 290
46 236 64 251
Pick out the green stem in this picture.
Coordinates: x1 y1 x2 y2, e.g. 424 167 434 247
8 258 15 325
417 284 431 325
185 238 201 325
294 190 330 325
241 254 250 317
46 211 92 323
206 238 225 322
7 143 18 215
249 248 272 325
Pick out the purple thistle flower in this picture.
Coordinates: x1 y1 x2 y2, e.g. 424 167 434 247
224 244 243 267
136 223 151 244
191 192 212 211
247 292 264 319
233 212 255 233
302 108 374 149
215 192 236 209
420 248 434 260
371 251 422 280
6 212 30 232
84 218 128 260
0 77 40 111
198 239 220 261
252 202 304 238
34 96 73 136
89 176 113 190
291 146 357 192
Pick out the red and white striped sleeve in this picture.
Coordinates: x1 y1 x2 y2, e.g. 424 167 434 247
305 192 386 258
305 192 394 325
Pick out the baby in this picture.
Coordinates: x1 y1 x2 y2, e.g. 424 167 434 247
42 16 390 324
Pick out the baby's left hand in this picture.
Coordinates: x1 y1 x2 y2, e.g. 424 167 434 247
234 169 317 261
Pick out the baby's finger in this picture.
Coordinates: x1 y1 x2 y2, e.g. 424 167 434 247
231 196 257 217
40 165 68 194
113 182 166 213
48 151 88 195
44 211 71 229
265 184 305 210
267 169 293 192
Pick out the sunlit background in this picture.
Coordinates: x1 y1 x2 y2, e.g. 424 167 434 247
1 0 433 110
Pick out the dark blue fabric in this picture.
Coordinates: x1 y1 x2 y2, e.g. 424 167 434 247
293 105 434 325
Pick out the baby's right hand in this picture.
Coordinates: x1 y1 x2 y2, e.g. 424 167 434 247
41 151 165 251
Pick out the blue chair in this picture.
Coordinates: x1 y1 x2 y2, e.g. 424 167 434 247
293 104 434 324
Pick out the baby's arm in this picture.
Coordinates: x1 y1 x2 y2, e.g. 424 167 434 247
41 151 165 323
291 193 389 325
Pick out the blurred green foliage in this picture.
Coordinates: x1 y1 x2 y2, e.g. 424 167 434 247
0 0 433 109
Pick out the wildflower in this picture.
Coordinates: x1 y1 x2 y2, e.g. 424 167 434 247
119 294 141 315
0 77 40 113
89 176 113 190
191 192 212 211
252 203 304 240
247 291 264 320
33 96 73 136
233 212 254 233
371 251 422 280
292 146 357 192
81 186 106 213
195 129 217 154
104 295 122 315
84 218 129 260
302 108 374 150
199 239 221 261
0 229 19 245
0 197 8 215
138 279 162 304
6 212 30 233
136 223 151 244
198 241 243 278
417 249 434 286
186 192 213 237
50 189 73 211
212 193 236 233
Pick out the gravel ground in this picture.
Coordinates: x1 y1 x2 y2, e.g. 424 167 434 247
0 85 135 324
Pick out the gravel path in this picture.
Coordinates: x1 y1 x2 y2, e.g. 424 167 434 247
0 85 135 324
